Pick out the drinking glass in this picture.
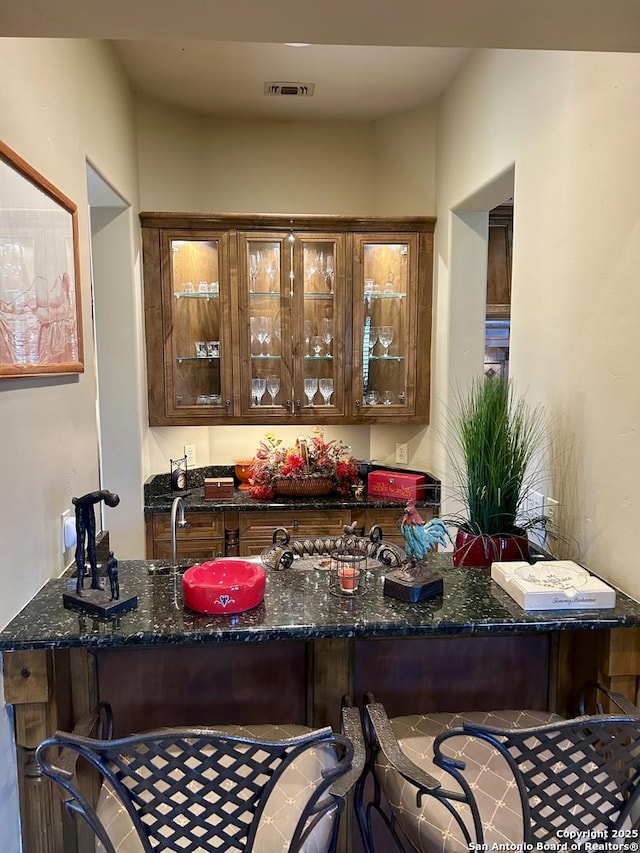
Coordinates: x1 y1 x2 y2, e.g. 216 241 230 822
251 377 266 406
266 374 280 405
248 253 259 290
304 320 312 354
256 316 272 356
321 318 333 355
324 254 334 290
311 336 323 356
264 251 278 292
378 325 394 356
319 378 334 405
368 326 379 355
304 377 319 406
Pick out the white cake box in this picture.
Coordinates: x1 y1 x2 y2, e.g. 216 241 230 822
491 560 616 610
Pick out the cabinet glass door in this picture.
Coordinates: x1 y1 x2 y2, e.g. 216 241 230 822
165 233 231 416
297 234 344 416
353 235 418 417
239 234 290 418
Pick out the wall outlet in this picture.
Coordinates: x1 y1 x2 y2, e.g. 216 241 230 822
523 490 546 550
546 497 559 528
184 444 197 469
61 509 76 570
395 443 408 464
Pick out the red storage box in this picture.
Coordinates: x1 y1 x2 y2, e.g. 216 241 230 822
367 471 426 501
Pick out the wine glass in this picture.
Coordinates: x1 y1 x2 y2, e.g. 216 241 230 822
321 318 333 355
319 378 334 405
248 253 259 290
311 336 323 356
324 254 334 290
266 374 280 405
251 377 266 406
263 251 278 293
304 377 318 406
303 320 312 355
378 325 394 356
367 326 379 356
256 316 272 356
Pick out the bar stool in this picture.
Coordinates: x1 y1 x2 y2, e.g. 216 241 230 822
355 684 640 853
36 698 364 853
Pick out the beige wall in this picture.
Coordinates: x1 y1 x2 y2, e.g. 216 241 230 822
434 49 640 597
0 37 140 850
136 95 439 475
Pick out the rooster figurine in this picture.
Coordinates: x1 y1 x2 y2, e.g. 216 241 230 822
400 501 452 564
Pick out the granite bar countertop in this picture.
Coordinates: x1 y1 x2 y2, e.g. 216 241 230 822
143 466 441 513
2 555 640 652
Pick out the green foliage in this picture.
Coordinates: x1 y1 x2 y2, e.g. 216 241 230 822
448 377 547 537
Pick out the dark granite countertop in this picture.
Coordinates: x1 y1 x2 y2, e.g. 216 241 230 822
2 555 640 652
143 465 441 513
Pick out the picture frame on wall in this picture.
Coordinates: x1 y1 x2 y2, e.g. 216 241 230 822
0 140 84 378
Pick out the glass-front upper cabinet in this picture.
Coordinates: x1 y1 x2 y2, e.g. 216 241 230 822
352 233 428 420
238 231 345 421
153 231 232 422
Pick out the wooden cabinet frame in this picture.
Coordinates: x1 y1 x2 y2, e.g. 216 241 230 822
141 213 435 426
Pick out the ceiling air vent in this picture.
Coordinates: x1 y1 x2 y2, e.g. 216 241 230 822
264 82 315 97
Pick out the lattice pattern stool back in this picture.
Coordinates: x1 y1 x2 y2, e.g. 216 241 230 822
37 709 362 853
356 687 640 853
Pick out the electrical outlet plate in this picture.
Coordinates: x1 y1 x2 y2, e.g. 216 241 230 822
395 443 408 464
547 497 559 526
184 444 197 469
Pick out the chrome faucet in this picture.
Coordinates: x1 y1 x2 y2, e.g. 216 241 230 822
171 495 189 567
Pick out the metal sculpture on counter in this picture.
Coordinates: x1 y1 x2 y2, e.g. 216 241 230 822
62 488 137 618
383 502 451 603
106 551 119 601
73 489 120 595
261 522 406 571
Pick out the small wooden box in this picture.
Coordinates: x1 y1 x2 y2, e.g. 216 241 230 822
204 477 234 500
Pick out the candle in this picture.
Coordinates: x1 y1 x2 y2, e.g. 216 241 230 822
338 564 358 593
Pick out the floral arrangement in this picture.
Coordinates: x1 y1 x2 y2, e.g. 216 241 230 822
248 428 359 499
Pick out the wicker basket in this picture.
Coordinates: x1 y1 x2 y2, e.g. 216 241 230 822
273 477 334 497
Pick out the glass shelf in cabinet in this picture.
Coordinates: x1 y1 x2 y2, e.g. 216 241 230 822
303 291 335 299
174 292 220 300
368 355 404 362
250 355 282 360
304 354 333 361
249 290 281 297
176 356 220 363
364 292 406 302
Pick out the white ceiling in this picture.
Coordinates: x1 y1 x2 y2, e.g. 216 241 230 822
2 0 639 122
111 41 471 121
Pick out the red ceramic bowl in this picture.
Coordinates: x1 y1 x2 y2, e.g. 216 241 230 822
182 559 266 614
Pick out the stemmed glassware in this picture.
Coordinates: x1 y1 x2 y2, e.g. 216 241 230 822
321 318 333 355
304 320 312 355
367 326 378 356
263 251 278 293
266 374 280 406
324 254 334 291
248 253 260 290
378 325 394 357
319 378 334 405
311 336 323 356
251 377 266 406
304 377 319 406
256 316 272 356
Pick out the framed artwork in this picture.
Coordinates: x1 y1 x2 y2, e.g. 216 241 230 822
0 140 84 377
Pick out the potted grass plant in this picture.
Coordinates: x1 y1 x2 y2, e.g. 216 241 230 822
446 375 548 567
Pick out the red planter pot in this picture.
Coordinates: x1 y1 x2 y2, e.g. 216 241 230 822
452 528 529 568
